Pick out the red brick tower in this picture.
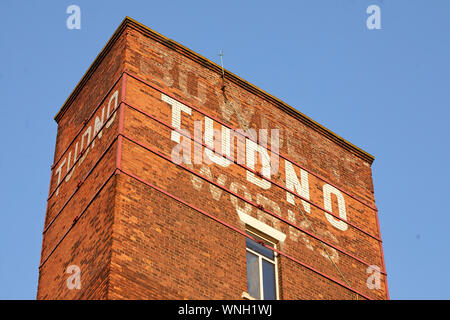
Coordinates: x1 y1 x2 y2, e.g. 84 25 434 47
37 17 388 300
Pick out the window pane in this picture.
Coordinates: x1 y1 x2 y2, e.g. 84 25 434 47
262 260 276 300
246 237 274 260
246 251 260 299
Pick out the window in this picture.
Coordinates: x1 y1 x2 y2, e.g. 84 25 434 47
245 230 278 300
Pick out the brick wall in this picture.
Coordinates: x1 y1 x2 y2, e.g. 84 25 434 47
37 24 126 299
37 18 388 300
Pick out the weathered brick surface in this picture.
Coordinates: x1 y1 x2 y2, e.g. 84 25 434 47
38 18 388 300
109 173 246 299
37 23 126 299
37 174 116 299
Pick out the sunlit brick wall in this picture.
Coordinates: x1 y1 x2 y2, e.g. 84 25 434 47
38 18 388 300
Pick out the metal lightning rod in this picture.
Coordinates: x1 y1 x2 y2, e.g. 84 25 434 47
219 49 225 78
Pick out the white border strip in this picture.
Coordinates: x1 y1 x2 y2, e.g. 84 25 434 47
238 212 286 243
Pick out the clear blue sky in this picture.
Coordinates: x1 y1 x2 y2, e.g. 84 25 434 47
1 0 449 299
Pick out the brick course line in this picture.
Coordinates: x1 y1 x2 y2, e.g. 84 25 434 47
121 133 386 275
123 101 381 243
117 167 376 300
125 70 378 213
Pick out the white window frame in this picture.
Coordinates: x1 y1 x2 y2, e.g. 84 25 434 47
245 229 280 300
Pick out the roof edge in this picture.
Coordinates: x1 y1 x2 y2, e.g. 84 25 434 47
54 17 129 122
54 17 375 164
